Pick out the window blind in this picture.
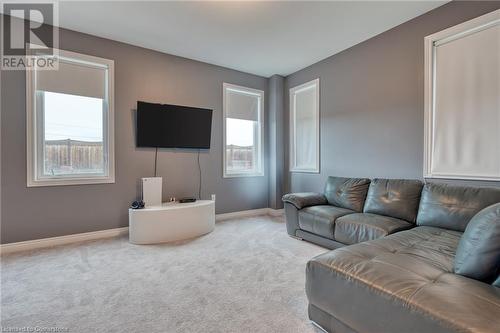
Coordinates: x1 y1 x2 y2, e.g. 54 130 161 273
225 89 259 121
36 59 107 99
431 23 499 178
294 86 317 169
290 79 319 173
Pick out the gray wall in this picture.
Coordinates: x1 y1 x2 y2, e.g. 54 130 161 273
267 75 285 209
284 1 500 194
3 1 500 244
1 21 269 243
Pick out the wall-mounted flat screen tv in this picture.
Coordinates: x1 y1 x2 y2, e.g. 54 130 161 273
136 101 213 149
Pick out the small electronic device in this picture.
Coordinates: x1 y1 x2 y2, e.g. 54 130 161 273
142 177 162 207
179 197 197 203
130 200 145 209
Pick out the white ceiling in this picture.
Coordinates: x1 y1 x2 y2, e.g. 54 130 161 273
53 1 446 77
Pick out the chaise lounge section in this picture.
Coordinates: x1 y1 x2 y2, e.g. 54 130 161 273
304 182 500 333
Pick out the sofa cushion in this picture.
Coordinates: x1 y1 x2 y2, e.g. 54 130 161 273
416 183 500 232
282 192 327 209
334 213 413 245
324 176 370 212
454 203 500 283
298 205 354 239
494 276 500 288
363 178 423 222
306 227 500 333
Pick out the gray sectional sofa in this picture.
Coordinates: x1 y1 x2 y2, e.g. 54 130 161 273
283 177 425 248
283 177 500 333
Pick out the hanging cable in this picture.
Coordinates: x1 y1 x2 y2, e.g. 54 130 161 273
154 147 158 177
198 149 202 199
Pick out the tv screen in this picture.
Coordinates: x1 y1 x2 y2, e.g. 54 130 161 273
136 101 213 149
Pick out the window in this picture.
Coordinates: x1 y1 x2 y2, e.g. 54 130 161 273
223 83 264 177
26 49 114 186
424 10 499 181
289 78 319 173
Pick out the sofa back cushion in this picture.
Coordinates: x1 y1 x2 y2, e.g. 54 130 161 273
363 179 423 222
324 177 370 212
454 203 500 283
417 183 500 232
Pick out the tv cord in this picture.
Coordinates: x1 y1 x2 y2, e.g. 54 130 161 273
154 147 158 177
152 147 202 200
198 149 202 200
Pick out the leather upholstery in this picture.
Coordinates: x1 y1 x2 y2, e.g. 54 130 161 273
417 183 500 232
296 230 346 250
284 202 300 237
454 203 500 282
334 213 413 245
298 205 354 239
324 177 370 212
494 276 500 288
309 304 358 333
306 227 500 333
283 178 500 251
282 192 327 210
363 178 423 222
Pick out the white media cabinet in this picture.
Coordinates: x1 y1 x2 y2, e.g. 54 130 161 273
129 200 215 244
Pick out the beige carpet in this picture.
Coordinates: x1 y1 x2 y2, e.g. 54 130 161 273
1 216 326 333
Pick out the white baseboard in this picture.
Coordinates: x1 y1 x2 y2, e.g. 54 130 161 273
1 207 284 255
216 208 283 221
216 208 269 221
267 208 284 217
0 227 129 255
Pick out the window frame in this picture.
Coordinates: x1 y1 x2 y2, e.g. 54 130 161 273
424 9 500 181
289 78 320 174
222 82 265 178
26 49 115 187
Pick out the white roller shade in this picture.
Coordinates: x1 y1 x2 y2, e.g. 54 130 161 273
226 89 259 121
294 86 317 169
36 59 107 99
431 23 499 178
290 78 319 173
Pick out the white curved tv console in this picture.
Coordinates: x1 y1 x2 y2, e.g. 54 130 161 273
129 200 215 244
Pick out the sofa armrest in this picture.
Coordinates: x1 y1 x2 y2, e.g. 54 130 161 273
282 192 327 210
284 203 300 237
493 275 500 288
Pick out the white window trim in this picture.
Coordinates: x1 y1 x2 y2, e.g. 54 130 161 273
423 9 500 181
26 49 115 187
289 78 320 173
222 83 264 178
